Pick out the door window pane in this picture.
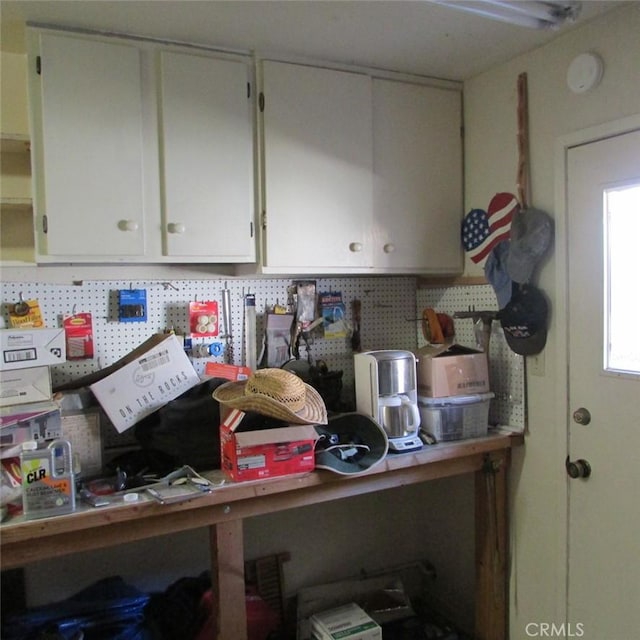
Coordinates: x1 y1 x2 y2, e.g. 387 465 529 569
605 182 640 374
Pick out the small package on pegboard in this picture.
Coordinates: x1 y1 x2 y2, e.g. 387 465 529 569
118 289 147 323
189 300 219 337
63 312 94 360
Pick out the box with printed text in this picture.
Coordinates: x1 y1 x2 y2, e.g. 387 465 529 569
0 328 66 371
415 344 489 398
0 366 52 407
220 407 317 482
89 334 200 433
0 401 62 450
310 602 382 640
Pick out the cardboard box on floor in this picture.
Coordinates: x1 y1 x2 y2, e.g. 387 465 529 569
297 574 414 640
310 602 382 640
415 343 489 398
220 406 317 482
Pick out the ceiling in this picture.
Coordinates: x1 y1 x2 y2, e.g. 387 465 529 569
0 1 628 81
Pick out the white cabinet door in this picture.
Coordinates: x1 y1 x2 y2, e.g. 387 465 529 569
33 32 146 259
261 61 373 271
372 79 463 273
159 51 255 262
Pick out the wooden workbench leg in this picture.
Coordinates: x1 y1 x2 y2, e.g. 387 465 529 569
475 450 509 640
209 519 247 640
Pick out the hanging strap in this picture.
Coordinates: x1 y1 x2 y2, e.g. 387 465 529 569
516 72 531 209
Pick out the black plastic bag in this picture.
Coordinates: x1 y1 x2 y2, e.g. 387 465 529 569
134 378 227 471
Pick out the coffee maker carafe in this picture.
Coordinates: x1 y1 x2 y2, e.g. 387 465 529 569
354 350 423 452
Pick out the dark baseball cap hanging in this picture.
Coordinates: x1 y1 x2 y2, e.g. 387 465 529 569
497 283 548 356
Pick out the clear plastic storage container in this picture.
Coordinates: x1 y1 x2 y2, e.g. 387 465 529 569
418 392 494 442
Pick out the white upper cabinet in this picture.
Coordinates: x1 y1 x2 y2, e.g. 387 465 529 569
258 60 463 275
372 79 463 273
25 27 461 272
260 61 374 272
28 29 256 263
159 51 255 262
32 32 146 260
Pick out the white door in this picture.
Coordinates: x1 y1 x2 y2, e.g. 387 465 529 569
159 51 255 261
566 128 640 639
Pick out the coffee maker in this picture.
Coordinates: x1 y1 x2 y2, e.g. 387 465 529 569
354 350 423 452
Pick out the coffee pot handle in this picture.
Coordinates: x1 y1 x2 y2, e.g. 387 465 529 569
400 396 420 430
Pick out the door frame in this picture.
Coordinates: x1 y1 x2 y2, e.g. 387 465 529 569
553 113 640 620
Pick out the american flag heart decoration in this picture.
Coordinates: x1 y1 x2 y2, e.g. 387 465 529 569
461 193 519 264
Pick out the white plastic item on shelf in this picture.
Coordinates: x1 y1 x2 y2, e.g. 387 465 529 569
418 392 495 442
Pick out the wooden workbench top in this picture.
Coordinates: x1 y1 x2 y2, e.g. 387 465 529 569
1 430 522 569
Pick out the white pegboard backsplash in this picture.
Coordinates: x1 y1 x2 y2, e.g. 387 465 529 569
1 277 524 429
0 276 418 403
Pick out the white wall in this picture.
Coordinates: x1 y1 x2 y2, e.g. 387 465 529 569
463 4 640 638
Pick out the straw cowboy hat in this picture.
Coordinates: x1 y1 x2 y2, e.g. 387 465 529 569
212 368 328 425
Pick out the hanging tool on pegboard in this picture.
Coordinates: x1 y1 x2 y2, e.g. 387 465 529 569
243 290 257 371
221 282 233 364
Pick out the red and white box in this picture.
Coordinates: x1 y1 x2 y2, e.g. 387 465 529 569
220 408 317 482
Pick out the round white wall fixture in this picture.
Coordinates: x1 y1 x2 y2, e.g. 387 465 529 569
567 53 604 94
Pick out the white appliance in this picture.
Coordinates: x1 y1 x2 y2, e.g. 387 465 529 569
354 350 423 453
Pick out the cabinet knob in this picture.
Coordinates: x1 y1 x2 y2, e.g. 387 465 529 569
383 243 396 254
118 220 139 232
349 242 363 253
167 222 186 234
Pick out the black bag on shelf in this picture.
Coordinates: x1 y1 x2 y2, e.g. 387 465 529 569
134 378 227 472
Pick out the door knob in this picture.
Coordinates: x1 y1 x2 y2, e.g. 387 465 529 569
573 407 591 425
565 456 591 479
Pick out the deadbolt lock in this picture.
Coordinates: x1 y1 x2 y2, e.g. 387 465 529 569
573 407 591 425
565 456 592 479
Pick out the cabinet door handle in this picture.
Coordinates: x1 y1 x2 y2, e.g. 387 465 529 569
383 243 396 254
118 220 139 232
167 222 186 234
349 242 363 253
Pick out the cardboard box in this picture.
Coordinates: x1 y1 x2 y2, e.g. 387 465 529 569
415 344 489 398
0 328 66 371
0 366 52 407
220 408 317 482
297 575 414 639
310 602 382 640
89 334 200 433
0 401 62 450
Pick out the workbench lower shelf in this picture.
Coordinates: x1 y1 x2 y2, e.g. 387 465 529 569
1 431 522 640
